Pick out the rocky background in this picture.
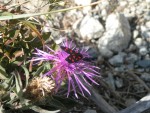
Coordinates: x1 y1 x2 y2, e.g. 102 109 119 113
1 0 150 113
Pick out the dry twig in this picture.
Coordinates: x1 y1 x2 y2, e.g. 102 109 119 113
127 71 150 93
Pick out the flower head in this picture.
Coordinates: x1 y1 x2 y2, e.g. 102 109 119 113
25 76 55 101
32 39 100 98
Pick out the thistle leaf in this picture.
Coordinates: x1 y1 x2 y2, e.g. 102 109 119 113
0 65 8 79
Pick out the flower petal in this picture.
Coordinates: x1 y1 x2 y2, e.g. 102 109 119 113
73 74 91 95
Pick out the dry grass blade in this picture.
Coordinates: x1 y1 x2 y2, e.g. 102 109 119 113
0 1 101 20
21 20 45 46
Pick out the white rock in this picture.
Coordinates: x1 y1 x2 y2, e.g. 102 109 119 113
128 0 139 4
101 1 109 9
101 9 107 17
144 11 150 21
141 73 150 81
136 8 144 15
119 1 128 7
74 0 92 5
130 7 136 12
141 25 148 32
146 0 150 3
78 15 104 40
133 30 139 39
141 25 150 42
124 8 130 14
74 0 92 14
146 21 150 27
134 38 144 47
139 46 148 55
98 13 131 57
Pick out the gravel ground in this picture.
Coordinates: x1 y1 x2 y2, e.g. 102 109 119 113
1 0 150 113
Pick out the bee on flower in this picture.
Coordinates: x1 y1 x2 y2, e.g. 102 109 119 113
32 39 100 98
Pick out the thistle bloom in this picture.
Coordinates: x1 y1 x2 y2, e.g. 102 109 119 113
25 77 55 100
32 39 100 98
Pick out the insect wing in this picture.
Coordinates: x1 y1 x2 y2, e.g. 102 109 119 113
61 46 83 63
65 53 83 63
65 55 74 63
60 46 76 54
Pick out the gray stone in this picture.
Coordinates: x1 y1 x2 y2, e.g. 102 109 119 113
125 53 138 64
145 68 150 72
134 84 145 92
127 44 137 52
109 52 126 66
126 64 134 70
87 47 99 60
144 55 150 62
98 13 131 57
136 60 150 68
98 47 113 58
115 77 123 88
114 66 126 72
105 73 115 90
136 68 145 72
141 73 150 82
84 109 97 113
144 11 150 20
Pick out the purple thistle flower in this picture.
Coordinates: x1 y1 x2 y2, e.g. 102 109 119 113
32 39 100 98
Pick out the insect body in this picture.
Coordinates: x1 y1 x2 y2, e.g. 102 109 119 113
60 46 83 63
